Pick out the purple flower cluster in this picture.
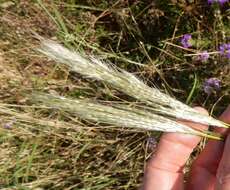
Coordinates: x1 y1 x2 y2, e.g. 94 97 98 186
219 43 230 59
146 137 157 151
180 32 229 61
208 0 229 5
203 78 221 95
180 34 192 48
3 121 14 130
197 51 209 62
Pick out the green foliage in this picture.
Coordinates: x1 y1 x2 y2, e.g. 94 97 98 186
0 0 229 189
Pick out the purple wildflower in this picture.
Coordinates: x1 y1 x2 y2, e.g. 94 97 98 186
180 34 192 48
146 137 157 152
3 122 13 129
197 51 209 62
2 119 16 130
218 0 229 4
208 0 229 5
203 78 221 95
219 43 230 59
208 0 214 3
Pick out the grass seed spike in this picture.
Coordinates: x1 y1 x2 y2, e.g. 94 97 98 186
36 40 229 139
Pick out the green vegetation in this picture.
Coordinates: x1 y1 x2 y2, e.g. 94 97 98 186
0 0 229 189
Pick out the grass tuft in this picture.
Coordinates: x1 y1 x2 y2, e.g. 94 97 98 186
0 0 229 189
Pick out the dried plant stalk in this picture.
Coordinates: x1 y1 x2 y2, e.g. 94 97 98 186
32 93 221 140
39 40 229 129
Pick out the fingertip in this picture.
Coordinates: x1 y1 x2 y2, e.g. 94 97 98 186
187 106 230 190
193 106 209 115
214 105 230 135
147 106 209 172
220 105 230 124
143 106 209 190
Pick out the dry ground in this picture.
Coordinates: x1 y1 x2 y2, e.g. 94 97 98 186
0 0 229 189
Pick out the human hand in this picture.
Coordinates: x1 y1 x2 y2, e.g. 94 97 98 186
142 106 230 190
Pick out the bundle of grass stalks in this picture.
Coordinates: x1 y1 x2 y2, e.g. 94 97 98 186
33 40 229 140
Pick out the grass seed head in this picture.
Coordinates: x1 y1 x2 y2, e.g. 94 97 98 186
38 40 229 135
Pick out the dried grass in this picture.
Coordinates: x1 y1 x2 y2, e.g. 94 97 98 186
34 40 229 140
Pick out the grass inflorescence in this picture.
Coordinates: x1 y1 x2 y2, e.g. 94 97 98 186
0 0 229 189
35 40 229 139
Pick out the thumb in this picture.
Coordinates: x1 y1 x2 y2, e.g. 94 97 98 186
215 134 230 190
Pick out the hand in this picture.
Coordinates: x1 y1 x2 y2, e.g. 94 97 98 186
142 106 230 190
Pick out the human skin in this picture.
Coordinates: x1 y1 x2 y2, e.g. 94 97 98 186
142 106 230 190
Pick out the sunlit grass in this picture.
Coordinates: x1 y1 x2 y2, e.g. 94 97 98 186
0 0 229 189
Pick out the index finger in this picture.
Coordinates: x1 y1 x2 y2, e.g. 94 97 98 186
142 107 208 190
187 105 230 190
